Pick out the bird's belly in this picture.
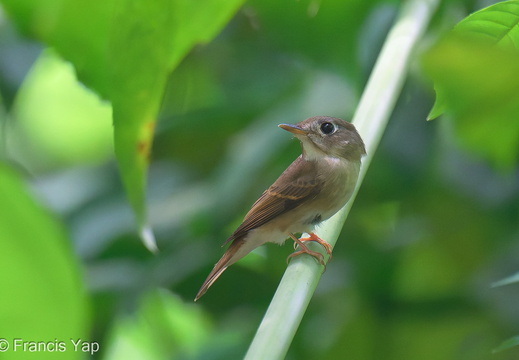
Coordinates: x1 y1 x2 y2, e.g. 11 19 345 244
257 193 351 244
245 225 292 246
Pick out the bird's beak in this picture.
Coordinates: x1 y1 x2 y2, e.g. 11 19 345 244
278 123 307 135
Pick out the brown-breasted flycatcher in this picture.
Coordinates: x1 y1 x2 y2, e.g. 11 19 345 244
195 116 365 301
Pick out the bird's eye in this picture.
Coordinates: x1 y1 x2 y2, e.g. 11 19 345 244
320 122 335 135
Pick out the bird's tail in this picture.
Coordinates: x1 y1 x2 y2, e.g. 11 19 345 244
195 237 247 301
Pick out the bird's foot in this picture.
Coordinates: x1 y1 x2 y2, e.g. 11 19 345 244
292 232 333 256
287 233 332 267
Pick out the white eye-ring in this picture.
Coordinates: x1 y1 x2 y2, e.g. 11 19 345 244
320 122 336 135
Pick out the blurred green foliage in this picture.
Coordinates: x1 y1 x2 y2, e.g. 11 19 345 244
424 0 519 169
0 163 88 359
12 50 113 168
1 0 245 236
0 0 519 360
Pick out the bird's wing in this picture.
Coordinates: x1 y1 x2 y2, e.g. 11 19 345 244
225 157 321 244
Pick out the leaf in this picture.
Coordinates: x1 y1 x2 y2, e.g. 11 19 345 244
422 1 519 168
108 0 244 248
2 0 245 250
425 0 519 120
426 84 447 121
424 40 519 168
453 0 519 49
0 163 88 359
493 335 519 353
12 50 113 166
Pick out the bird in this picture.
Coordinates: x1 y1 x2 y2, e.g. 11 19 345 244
195 116 366 301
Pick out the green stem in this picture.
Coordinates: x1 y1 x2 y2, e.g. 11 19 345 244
244 0 439 359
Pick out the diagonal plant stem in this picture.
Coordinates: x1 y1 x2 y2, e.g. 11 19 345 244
244 0 439 359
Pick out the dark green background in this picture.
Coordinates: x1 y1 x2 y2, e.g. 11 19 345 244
0 0 518 359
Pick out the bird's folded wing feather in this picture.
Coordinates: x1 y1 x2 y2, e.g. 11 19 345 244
225 157 321 244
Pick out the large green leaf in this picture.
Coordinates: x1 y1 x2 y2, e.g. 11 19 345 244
108 0 244 250
1 0 245 250
453 0 519 49
428 0 519 116
0 163 88 359
426 0 519 120
423 0 519 169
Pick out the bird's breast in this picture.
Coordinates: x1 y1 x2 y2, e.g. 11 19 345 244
311 157 360 219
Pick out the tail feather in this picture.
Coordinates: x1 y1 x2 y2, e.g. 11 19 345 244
195 238 246 301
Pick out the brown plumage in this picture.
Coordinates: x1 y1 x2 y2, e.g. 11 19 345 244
195 116 365 301
225 158 321 245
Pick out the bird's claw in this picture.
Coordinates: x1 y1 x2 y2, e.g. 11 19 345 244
292 232 332 256
286 248 325 266
287 232 332 269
